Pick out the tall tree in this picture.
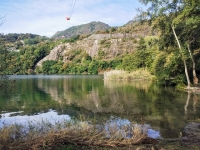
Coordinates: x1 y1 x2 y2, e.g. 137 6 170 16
173 0 200 85
139 0 200 87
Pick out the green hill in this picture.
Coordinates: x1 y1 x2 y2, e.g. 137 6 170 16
51 21 111 39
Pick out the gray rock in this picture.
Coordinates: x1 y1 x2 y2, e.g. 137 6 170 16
182 122 200 141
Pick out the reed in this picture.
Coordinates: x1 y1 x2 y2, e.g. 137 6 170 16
104 69 156 81
0 120 148 149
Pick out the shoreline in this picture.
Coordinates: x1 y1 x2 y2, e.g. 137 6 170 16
0 121 199 149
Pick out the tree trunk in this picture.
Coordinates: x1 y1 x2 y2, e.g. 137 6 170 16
187 44 198 86
171 25 191 87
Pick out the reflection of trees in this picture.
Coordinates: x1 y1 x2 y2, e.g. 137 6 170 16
193 94 198 112
37 77 154 114
104 80 153 92
184 92 199 114
0 78 59 115
36 77 200 138
184 92 191 114
146 88 200 138
2 76 200 138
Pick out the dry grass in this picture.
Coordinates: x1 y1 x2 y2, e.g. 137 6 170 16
104 69 156 81
0 121 148 150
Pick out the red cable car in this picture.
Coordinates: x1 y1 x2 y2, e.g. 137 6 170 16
66 17 70 20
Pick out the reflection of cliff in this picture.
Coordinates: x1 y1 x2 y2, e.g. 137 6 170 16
36 76 200 138
36 77 153 114
37 77 75 105
73 80 154 114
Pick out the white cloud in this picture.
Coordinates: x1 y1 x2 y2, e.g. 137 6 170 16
0 0 144 37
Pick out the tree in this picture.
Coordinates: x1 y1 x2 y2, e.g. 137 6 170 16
0 15 9 91
42 60 57 74
88 60 98 74
139 0 200 87
0 46 9 74
0 46 11 92
173 0 200 85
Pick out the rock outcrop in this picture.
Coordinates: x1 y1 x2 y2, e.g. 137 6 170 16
36 27 150 67
36 44 72 67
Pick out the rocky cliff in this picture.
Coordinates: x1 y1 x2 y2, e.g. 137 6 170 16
36 24 150 67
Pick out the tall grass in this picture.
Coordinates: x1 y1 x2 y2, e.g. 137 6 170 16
104 69 156 81
0 120 148 149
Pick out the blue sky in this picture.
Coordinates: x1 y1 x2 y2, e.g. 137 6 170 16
0 0 145 37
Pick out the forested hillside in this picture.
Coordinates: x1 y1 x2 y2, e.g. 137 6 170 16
51 21 111 39
1 0 200 87
0 33 55 74
0 33 48 50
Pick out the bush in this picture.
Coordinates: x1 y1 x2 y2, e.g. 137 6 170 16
42 60 57 74
88 61 99 74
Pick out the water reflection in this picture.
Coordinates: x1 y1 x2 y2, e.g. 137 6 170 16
0 110 161 139
0 110 71 128
0 75 200 139
184 92 199 114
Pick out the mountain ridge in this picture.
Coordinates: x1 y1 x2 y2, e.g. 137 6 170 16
51 21 111 39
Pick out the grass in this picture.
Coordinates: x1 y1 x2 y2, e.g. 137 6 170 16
104 69 156 81
0 120 148 150
1 118 200 150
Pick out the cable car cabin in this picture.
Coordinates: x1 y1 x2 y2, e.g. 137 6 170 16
66 17 70 20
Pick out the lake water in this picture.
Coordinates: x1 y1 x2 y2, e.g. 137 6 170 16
0 75 200 139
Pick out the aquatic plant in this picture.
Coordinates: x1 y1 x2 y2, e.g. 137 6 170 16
104 69 156 81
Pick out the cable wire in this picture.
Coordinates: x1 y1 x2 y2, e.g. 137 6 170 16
66 0 76 29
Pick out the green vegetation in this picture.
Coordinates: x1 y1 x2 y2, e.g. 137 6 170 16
0 1 199 87
51 21 111 39
1 2 200 149
1 30 200 87
0 34 55 75
139 0 200 87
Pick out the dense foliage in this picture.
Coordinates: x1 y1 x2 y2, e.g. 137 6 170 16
1 29 200 86
1 1 200 86
138 0 200 86
0 34 55 74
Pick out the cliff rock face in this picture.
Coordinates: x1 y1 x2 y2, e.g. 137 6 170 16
81 32 146 57
36 44 72 66
36 27 150 67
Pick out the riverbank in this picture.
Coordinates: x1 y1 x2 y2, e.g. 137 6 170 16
1 121 200 150
58 121 200 150
0 120 148 150
71 121 200 150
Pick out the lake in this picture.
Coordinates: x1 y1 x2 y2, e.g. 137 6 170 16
0 75 200 139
